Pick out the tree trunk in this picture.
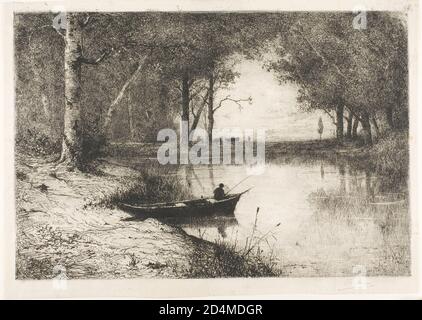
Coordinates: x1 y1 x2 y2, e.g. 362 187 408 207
386 105 394 129
371 116 380 140
41 93 51 135
352 115 359 139
181 71 190 128
102 59 145 138
159 79 169 112
190 91 208 131
190 110 202 132
59 13 83 168
346 109 353 140
336 104 344 143
41 94 49 120
361 112 372 145
127 103 135 141
207 71 215 145
30 42 51 133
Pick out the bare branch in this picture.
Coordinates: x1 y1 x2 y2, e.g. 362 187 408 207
214 95 252 112
189 83 207 101
321 108 336 125
346 105 364 122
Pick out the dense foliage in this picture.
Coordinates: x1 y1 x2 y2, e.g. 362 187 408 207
269 12 408 144
15 12 408 167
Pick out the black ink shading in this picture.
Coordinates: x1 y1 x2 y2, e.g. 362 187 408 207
14 12 409 279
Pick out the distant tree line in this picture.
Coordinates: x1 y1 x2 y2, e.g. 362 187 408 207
268 12 408 145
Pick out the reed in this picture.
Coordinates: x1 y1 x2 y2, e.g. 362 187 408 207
172 208 282 278
97 164 192 208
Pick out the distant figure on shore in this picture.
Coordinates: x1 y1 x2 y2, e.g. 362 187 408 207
213 183 225 200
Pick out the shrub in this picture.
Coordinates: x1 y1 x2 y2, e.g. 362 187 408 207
184 239 281 278
98 164 192 207
16 127 61 155
369 130 409 180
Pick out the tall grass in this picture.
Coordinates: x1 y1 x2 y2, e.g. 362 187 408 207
369 130 408 180
171 208 282 278
308 188 410 276
183 238 281 278
99 164 192 207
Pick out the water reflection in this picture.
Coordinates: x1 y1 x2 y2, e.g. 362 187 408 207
177 156 409 277
320 162 325 180
165 214 237 239
121 154 409 277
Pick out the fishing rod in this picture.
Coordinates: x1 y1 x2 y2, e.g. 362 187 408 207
226 175 252 194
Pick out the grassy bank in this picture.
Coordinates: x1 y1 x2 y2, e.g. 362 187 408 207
267 131 408 181
16 152 279 279
367 131 408 180
97 164 192 208
177 238 280 278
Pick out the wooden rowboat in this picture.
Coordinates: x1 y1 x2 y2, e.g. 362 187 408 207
119 190 249 218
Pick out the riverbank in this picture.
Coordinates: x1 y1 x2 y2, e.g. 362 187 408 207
268 133 408 181
106 131 408 181
267 132 408 172
15 152 279 279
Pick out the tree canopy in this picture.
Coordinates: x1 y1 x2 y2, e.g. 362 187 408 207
14 11 408 167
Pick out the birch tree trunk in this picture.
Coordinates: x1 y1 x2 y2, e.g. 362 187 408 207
59 13 83 167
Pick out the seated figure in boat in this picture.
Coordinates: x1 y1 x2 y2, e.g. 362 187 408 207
213 183 225 200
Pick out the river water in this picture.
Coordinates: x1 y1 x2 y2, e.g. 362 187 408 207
161 157 410 277
117 149 410 277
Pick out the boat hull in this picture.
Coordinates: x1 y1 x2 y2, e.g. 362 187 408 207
119 193 242 218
